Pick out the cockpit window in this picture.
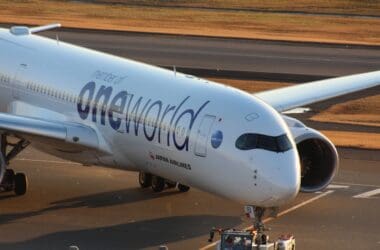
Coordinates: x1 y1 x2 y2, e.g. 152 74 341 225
277 134 293 152
235 133 292 152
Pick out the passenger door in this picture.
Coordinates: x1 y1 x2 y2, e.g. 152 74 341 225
194 115 216 157
13 63 28 99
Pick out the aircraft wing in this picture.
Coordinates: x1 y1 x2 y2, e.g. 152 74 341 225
0 112 102 152
254 71 380 112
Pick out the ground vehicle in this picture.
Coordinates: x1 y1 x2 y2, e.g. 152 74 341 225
209 228 295 250
208 206 295 250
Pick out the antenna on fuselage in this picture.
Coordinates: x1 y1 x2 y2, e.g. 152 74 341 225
173 65 177 77
10 23 61 36
29 23 62 34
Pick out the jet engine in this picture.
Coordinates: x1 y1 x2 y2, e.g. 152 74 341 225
283 116 339 193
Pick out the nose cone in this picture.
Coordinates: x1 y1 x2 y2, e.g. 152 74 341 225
251 98 301 206
254 148 301 207
272 149 301 203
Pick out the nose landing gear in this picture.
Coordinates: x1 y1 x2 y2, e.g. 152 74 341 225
0 135 29 196
138 171 190 193
249 206 268 246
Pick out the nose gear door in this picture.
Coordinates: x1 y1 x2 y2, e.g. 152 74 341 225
194 115 216 157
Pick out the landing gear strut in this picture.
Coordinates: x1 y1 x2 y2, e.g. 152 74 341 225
251 207 267 245
0 135 29 196
138 171 191 193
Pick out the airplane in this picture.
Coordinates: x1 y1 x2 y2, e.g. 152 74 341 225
0 23 379 228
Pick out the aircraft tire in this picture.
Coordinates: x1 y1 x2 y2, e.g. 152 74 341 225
151 175 165 192
14 173 28 196
138 172 152 188
3 169 15 192
178 184 190 192
166 181 176 188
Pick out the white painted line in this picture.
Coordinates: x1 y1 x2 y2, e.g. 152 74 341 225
271 190 334 219
353 188 380 199
327 184 349 189
333 181 380 188
15 158 80 165
200 190 334 250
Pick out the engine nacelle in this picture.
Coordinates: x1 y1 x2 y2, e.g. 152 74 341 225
283 116 339 192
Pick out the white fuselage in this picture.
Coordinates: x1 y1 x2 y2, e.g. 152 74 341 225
0 28 300 207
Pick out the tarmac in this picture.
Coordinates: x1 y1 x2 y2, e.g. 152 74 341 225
0 147 379 250
0 29 379 250
37 28 380 81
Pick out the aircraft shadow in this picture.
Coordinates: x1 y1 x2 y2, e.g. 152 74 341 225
50 187 181 208
0 187 181 224
0 194 16 201
0 215 241 250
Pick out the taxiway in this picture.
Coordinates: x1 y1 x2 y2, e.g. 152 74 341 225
0 147 379 250
37 28 380 81
0 29 379 250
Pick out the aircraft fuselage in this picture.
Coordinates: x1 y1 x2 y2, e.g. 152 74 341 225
0 28 300 206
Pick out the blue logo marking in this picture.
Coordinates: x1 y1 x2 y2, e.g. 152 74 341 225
77 82 210 152
211 130 223 149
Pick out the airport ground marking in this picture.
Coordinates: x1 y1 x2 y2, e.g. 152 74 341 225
200 190 334 250
327 184 349 189
353 188 380 199
260 190 335 224
15 158 81 165
333 181 380 188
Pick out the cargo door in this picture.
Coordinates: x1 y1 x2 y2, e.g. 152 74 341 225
194 115 216 157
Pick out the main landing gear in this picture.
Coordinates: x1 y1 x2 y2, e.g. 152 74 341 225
138 171 190 193
0 135 30 196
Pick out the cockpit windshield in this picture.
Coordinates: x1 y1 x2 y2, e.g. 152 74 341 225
235 133 292 153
